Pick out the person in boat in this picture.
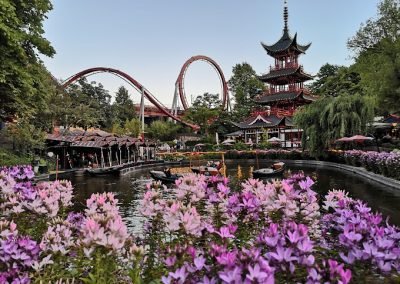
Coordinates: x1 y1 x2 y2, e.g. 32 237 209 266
164 168 172 177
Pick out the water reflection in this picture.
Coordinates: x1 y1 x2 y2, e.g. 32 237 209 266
67 160 400 234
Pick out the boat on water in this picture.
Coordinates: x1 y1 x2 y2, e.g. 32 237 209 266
191 160 222 176
149 170 182 184
86 165 123 176
191 166 220 176
252 162 285 178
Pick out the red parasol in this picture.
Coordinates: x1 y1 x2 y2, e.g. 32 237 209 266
335 137 353 143
348 135 374 142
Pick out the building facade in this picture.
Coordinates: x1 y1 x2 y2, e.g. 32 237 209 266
234 1 316 147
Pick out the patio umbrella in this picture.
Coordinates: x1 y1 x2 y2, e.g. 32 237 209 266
348 135 374 142
222 139 235 145
335 137 353 143
267 137 282 142
195 143 205 147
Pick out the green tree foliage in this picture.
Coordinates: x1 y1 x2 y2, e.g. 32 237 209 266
147 120 180 141
0 0 55 120
295 95 374 157
308 63 341 94
348 0 400 55
228 63 265 120
111 122 125 136
209 110 237 136
0 0 58 155
124 118 141 138
354 38 400 114
62 78 113 130
314 66 363 97
112 86 136 125
6 118 46 156
110 118 141 138
349 0 400 113
184 93 221 135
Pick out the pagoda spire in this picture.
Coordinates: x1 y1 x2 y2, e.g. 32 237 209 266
283 0 289 32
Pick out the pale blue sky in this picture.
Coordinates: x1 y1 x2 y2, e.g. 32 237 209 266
42 0 379 106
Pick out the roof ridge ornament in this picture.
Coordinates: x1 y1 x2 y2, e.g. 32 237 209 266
249 114 271 125
283 0 289 33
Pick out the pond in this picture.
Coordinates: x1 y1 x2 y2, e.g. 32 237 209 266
66 160 400 234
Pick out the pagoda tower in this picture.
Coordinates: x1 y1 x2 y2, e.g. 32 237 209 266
233 0 316 147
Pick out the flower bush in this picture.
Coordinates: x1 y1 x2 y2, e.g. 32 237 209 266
1 165 400 283
343 150 400 180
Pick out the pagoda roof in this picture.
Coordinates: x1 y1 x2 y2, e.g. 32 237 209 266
259 66 313 83
285 117 294 127
261 31 311 56
261 1 311 56
254 91 317 104
233 114 286 129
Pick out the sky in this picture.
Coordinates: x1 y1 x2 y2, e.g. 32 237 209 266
42 0 380 107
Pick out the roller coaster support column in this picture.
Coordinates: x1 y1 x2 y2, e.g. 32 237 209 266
227 89 233 112
171 84 179 121
140 87 145 139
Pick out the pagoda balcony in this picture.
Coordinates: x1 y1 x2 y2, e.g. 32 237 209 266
267 86 311 95
251 107 296 118
269 62 300 72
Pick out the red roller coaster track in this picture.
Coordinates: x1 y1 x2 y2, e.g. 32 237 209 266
176 55 229 110
62 67 200 130
62 56 228 130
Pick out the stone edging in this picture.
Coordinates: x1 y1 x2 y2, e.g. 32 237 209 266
281 160 400 191
119 161 189 176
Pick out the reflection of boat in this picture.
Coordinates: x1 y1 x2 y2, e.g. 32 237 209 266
252 162 285 178
86 165 123 176
74 168 87 176
132 178 153 186
149 170 182 184
191 166 220 176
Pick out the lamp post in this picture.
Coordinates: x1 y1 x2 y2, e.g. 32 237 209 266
393 123 398 138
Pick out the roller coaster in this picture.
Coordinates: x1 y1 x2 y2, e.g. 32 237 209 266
62 55 229 130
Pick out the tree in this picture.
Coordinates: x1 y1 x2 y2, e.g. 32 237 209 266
348 0 400 55
348 0 400 113
184 93 221 135
228 63 265 120
78 79 113 129
294 94 374 157
317 66 363 97
124 118 141 138
147 120 180 141
295 63 375 157
111 118 141 137
62 78 114 130
308 63 341 94
112 86 136 126
6 117 46 156
354 38 400 113
0 0 55 121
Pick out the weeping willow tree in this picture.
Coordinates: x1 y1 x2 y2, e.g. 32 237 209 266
294 94 375 157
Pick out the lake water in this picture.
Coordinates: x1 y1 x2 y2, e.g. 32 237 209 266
67 160 400 234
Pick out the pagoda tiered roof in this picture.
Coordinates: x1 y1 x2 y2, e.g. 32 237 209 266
258 66 313 84
254 90 317 104
261 31 311 56
261 1 311 56
232 113 287 130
